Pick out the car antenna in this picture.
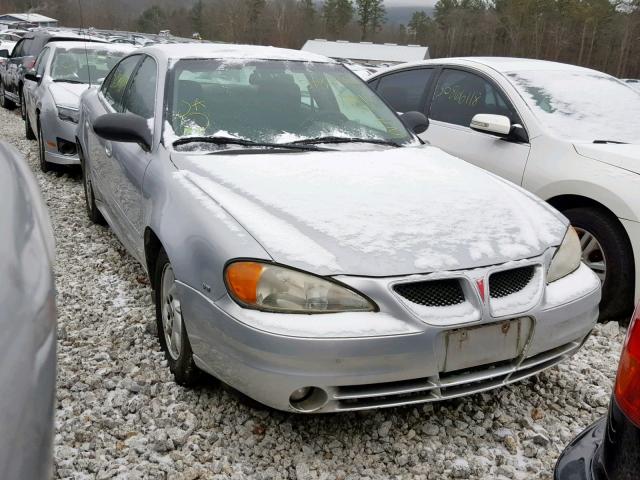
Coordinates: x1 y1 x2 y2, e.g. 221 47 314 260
77 0 92 86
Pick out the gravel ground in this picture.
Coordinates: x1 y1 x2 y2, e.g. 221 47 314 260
1 105 629 480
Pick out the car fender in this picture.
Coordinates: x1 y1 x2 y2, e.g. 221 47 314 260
142 151 272 303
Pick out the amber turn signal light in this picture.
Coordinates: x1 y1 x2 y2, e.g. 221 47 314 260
225 262 265 305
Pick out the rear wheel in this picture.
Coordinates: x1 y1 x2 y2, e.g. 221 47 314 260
0 81 15 110
37 121 52 173
154 249 201 386
562 207 635 324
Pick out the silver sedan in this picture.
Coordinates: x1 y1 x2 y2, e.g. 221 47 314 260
0 142 56 477
77 43 601 413
23 41 134 172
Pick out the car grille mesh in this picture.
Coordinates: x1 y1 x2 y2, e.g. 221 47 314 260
394 279 465 307
489 266 535 299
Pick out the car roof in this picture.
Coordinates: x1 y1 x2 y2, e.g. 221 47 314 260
139 42 334 64
372 56 603 77
46 40 135 52
23 30 106 43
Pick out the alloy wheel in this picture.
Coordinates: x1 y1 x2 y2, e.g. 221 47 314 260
575 227 607 284
160 263 183 361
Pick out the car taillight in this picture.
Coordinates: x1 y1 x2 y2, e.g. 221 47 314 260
614 303 640 426
23 58 35 69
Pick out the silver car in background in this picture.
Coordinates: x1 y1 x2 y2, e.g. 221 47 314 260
0 142 56 478
23 41 134 172
77 44 600 413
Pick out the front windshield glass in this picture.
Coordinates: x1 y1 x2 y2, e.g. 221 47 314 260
50 48 125 84
507 69 640 144
166 59 414 149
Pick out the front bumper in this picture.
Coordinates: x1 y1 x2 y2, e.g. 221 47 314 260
41 110 79 165
178 259 601 413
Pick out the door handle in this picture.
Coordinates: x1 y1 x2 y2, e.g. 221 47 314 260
104 141 113 158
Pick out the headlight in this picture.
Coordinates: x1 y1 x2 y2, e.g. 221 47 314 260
547 227 582 283
57 106 79 124
224 261 377 313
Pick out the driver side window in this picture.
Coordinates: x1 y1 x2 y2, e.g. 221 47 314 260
101 55 141 112
35 48 50 77
429 69 518 127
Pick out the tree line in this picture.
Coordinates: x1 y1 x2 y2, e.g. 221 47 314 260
1 0 639 78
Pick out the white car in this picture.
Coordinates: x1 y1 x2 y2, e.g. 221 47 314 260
369 58 640 321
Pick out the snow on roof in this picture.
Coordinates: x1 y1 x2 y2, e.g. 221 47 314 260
463 57 598 74
302 39 429 63
0 13 57 23
144 43 333 63
47 41 135 53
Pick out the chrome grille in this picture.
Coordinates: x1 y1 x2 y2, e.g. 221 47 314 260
489 266 535 299
393 279 465 307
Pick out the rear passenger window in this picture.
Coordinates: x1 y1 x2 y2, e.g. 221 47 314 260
429 69 518 127
102 55 140 111
376 69 433 113
122 56 157 121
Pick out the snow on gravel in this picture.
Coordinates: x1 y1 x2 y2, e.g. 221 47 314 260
0 106 627 479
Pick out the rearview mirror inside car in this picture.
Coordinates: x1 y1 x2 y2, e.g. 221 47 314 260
0 50 9 59
93 113 152 151
400 111 430 135
470 114 511 136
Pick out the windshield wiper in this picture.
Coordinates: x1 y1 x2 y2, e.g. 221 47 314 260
52 79 86 84
593 140 628 144
172 136 329 152
291 136 402 147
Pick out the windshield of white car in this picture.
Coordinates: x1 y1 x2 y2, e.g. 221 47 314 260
166 59 414 151
507 69 640 144
50 48 126 84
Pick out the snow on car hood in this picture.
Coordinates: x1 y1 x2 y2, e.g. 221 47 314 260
171 146 568 276
48 82 89 108
574 143 640 175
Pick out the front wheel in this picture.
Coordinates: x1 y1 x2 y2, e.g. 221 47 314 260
80 149 105 225
24 96 35 140
563 207 635 324
154 249 201 386
37 121 52 173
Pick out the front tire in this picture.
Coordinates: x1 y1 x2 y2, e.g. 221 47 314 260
563 207 635 323
79 146 105 225
0 81 15 110
37 121 52 173
154 249 201 386
24 101 35 140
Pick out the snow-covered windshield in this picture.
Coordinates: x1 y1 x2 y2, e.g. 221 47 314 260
50 48 127 84
166 59 414 150
507 69 640 144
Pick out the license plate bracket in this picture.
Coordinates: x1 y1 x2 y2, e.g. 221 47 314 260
441 318 532 373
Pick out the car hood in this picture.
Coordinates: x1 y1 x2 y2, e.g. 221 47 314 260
48 82 89 108
171 146 568 276
574 143 640 175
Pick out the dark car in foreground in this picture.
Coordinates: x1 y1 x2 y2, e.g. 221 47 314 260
0 142 56 479
555 303 640 480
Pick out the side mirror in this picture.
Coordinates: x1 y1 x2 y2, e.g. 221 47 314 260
93 113 152 151
0 49 9 58
24 69 41 83
470 114 512 136
400 111 429 135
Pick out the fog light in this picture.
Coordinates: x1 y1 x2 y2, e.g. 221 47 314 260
289 387 329 412
290 387 312 402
